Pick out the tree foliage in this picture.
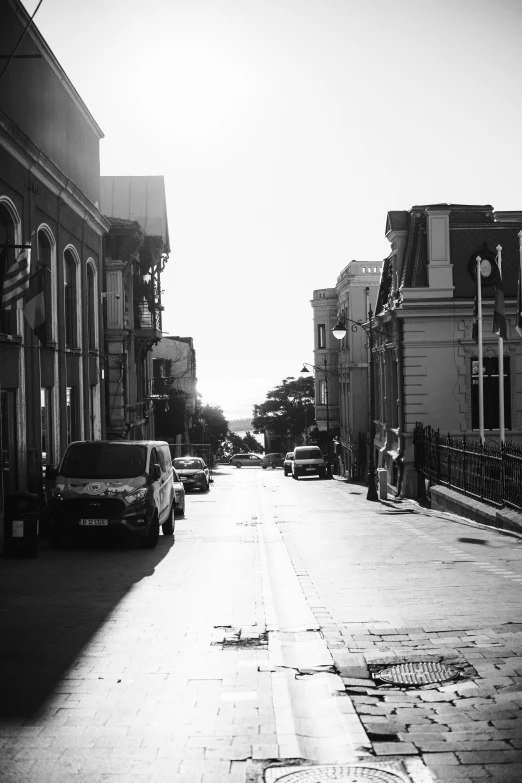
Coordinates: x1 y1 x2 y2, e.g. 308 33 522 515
252 376 315 448
217 430 263 459
199 403 229 452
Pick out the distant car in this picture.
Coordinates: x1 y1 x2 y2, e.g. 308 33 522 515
173 457 210 491
283 452 294 476
261 453 285 469
230 453 263 468
292 445 327 480
172 467 186 516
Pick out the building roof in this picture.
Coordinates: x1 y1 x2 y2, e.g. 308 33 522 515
397 204 522 299
8 0 104 139
100 176 170 252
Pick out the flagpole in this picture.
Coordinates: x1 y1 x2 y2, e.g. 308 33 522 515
496 245 504 444
477 256 484 444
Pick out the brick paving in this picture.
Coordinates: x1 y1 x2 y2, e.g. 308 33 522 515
0 474 275 782
1 468 522 782
270 476 522 783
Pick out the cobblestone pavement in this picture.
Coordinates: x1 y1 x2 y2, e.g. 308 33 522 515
1 467 521 783
0 469 272 783
267 475 522 783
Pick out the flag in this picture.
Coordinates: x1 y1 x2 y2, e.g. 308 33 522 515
472 294 478 343
24 263 47 345
493 254 507 340
516 271 522 338
1 247 30 309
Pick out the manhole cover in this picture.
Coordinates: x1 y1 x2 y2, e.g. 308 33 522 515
273 766 405 782
376 661 459 686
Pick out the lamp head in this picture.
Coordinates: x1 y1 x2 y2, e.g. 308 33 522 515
332 319 347 340
300 365 310 374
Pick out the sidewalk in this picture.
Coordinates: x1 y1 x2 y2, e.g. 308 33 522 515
272 476 522 783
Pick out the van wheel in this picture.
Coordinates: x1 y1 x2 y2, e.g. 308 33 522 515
235 462 242 468
142 514 159 548
292 472 299 480
262 466 267 470
162 505 175 536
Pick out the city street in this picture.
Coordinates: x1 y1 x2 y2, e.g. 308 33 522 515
1 466 522 783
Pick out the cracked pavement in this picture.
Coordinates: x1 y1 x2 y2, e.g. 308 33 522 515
1 466 521 782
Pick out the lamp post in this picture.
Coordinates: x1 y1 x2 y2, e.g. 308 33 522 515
300 357 332 478
332 305 379 502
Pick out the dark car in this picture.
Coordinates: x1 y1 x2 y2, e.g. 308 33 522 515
283 452 294 476
172 457 210 491
261 453 285 469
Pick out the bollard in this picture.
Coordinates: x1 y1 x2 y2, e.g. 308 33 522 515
3 491 40 558
377 468 388 500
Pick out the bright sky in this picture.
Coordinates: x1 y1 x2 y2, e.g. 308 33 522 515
25 0 522 420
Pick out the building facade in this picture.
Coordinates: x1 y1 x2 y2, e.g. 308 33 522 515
100 176 170 440
373 204 522 497
151 336 197 449
0 0 108 523
311 262 382 475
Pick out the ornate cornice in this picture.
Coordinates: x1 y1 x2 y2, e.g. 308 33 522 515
0 112 110 236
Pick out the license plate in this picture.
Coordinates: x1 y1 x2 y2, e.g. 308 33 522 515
306 467 315 471
80 519 108 526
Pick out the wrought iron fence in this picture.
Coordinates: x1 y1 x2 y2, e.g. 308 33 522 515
413 423 522 513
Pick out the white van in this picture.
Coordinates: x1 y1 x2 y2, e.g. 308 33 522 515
292 446 327 480
48 440 175 548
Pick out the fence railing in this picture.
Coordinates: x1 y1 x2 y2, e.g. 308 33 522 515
413 423 522 513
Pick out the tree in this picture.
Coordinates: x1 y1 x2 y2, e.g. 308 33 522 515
216 430 263 459
242 431 263 453
252 376 315 450
198 403 229 453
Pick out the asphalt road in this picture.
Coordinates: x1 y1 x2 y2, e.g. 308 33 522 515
1 465 521 783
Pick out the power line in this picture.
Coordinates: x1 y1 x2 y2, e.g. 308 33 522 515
0 0 45 85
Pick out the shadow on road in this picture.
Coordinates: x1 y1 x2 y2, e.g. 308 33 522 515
0 535 173 720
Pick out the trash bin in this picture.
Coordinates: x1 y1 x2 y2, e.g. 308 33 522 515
3 491 40 558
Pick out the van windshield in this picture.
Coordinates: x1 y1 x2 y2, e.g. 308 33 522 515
296 449 323 460
60 443 148 479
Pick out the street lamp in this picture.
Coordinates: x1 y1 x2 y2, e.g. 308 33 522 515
331 303 379 502
300 357 333 479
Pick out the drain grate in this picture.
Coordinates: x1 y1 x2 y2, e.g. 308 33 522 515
270 765 406 782
375 661 459 686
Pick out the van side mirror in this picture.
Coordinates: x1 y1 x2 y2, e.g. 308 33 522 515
151 463 161 481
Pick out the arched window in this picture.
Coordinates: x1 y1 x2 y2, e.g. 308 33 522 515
0 201 19 336
37 230 53 344
86 260 97 351
64 248 78 348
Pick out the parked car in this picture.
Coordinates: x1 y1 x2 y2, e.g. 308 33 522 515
292 445 327 480
48 440 175 548
172 456 210 492
261 452 285 469
283 452 294 476
172 467 186 516
230 453 263 468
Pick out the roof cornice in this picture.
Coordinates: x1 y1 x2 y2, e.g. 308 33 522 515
0 109 110 235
